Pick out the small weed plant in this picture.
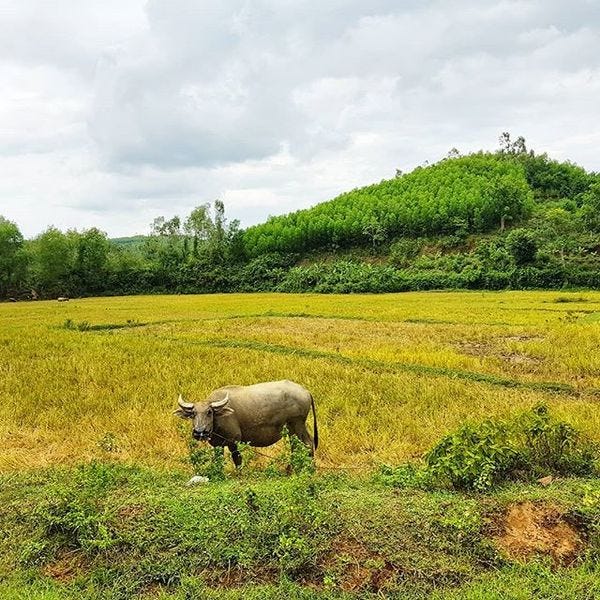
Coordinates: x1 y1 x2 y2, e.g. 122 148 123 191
266 427 315 476
187 440 226 481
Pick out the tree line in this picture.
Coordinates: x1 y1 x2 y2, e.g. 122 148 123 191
0 201 246 299
2 136 600 299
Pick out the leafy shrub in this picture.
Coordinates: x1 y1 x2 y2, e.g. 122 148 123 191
389 238 423 267
425 419 521 491
519 405 597 477
29 463 124 556
506 228 538 265
424 405 598 491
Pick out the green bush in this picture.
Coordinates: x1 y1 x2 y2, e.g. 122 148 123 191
519 405 598 477
506 228 538 265
28 463 125 556
424 406 598 491
389 238 423 267
426 420 520 491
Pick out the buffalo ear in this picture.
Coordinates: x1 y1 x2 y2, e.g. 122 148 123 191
173 409 194 420
214 406 234 416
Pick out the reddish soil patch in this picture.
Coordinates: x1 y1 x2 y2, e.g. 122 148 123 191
198 566 278 588
318 537 398 593
493 502 585 566
41 550 87 583
116 503 146 519
189 538 398 592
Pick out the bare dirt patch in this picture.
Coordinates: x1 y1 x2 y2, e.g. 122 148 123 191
502 335 545 343
317 537 398 593
41 550 88 583
197 566 278 588
192 538 399 592
493 502 585 566
455 341 494 357
500 353 541 365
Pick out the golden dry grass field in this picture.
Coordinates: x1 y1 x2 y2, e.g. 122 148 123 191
2 290 600 472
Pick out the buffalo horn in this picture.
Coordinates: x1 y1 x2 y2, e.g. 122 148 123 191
211 393 229 408
178 394 194 410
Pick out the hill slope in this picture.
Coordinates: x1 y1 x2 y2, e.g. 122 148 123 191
243 153 534 256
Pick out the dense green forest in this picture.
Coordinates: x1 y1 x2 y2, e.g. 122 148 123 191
2 135 600 299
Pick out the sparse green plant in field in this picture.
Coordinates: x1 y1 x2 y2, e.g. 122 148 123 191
188 441 226 481
237 441 258 470
519 404 598 477
62 318 91 331
278 426 315 475
97 432 120 453
376 462 433 489
553 295 588 303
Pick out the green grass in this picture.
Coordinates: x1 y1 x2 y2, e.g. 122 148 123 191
1 463 599 599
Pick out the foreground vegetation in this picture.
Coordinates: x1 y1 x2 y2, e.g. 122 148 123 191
2 291 600 597
2 461 600 599
2 135 600 299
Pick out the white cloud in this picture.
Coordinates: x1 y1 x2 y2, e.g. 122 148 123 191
0 0 599 238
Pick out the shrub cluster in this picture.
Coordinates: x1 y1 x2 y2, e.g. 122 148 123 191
381 406 599 492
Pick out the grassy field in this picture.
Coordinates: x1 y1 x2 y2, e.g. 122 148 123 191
2 290 600 599
1 290 600 471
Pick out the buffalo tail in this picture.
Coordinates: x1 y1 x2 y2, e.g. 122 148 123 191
310 393 319 451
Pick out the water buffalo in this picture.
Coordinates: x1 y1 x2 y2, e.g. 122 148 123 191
174 380 318 467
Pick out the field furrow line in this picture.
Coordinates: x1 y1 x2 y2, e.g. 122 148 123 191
168 336 577 395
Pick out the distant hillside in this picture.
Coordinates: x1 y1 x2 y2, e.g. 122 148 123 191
243 153 534 257
110 235 148 249
3 140 600 300
242 151 597 259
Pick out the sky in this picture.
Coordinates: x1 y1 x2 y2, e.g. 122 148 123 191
1 1 599 239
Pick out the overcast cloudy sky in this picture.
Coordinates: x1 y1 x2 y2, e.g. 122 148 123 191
1 0 599 238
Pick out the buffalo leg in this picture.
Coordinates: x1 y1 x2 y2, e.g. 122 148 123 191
228 443 242 468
